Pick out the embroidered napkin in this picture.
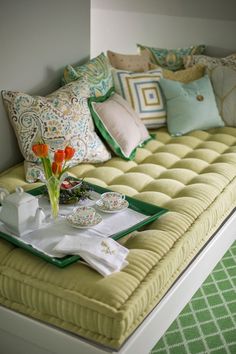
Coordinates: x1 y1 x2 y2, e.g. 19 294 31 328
53 234 129 276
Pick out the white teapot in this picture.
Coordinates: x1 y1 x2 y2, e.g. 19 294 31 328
0 187 45 236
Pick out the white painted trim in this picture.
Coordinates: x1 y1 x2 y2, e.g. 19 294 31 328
1 211 236 354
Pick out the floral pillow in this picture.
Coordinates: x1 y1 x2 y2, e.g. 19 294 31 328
184 54 236 70
137 44 206 71
2 77 111 182
62 52 113 97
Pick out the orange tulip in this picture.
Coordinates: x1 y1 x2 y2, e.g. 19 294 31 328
54 149 65 164
52 161 62 175
32 143 49 158
64 146 75 161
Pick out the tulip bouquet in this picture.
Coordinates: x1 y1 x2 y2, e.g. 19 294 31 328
32 143 75 219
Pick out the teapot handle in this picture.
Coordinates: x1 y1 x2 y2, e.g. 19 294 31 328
0 188 9 203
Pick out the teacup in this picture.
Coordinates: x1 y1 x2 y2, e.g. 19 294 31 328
101 192 125 210
72 206 96 226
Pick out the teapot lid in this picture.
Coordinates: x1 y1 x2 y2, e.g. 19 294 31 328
4 187 37 206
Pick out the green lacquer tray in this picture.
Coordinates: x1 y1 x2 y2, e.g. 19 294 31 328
0 183 168 268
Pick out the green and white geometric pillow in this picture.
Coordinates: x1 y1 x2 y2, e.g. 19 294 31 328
62 52 113 97
112 68 166 129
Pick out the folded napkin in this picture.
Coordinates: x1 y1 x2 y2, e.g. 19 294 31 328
53 234 129 276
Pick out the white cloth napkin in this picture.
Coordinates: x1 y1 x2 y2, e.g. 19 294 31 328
53 234 129 276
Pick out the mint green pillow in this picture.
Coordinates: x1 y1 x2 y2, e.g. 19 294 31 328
159 75 224 136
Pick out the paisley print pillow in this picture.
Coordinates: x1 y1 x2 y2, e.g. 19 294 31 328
62 52 113 97
183 54 236 71
137 44 206 71
2 78 111 182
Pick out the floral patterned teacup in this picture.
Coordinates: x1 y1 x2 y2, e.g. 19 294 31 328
101 192 125 210
72 206 96 226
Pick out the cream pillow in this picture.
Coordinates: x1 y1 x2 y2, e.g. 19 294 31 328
208 66 236 126
107 50 155 72
88 89 151 159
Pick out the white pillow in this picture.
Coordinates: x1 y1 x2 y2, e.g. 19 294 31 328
89 89 151 159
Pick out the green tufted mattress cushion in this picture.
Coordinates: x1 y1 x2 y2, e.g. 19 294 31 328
1 126 236 349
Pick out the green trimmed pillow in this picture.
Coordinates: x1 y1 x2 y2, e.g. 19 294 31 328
138 44 206 71
88 88 151 160
159 75 224 136
62 53 113 97
112 68 166 129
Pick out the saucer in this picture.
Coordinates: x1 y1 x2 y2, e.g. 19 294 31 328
96 199 129 213
66 212 102 229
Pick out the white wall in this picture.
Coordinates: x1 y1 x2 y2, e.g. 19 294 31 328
0 0 90 172
91 0 236 57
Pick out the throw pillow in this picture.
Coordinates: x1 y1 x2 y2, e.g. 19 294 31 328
2 78 111 182
112 68 166 128
163 64 205 83
88 88 151 160
137 44 206 71
184 54 236 71
159 75 224 136
208 66 236 126
107 50 156 72
62 52 113 97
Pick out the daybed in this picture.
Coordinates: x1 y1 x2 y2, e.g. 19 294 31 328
1 126 236 354
1 47 236 353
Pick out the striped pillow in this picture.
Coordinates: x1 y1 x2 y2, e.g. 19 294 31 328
112 68 166 129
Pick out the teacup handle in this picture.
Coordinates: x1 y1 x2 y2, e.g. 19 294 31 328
121 194 125 200
16 186 24 194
